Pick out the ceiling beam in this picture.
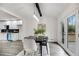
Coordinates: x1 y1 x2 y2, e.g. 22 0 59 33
0 7 21 19
35 3 42 17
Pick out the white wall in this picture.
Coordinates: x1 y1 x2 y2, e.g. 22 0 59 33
22 15 58 41
0 3 38 40
22 16 38 39
57 4 79 55
39 17 57 41
57 4 79 43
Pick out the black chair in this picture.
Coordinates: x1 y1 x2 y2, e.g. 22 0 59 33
41 36 48 54
36 36 48 55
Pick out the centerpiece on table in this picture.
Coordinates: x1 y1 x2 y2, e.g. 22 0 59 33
34 24 46 38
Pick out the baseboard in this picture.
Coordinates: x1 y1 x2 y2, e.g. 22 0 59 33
48 41 75 56
57 42 75 56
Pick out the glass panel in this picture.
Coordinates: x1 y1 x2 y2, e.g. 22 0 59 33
67 15 76 54
61 22 64 44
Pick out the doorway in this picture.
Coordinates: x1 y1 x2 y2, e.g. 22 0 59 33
67 15 76 54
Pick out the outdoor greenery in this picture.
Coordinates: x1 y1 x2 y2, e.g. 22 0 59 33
68 25 75 32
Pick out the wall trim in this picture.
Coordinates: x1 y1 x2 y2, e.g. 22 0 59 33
48 41 75 56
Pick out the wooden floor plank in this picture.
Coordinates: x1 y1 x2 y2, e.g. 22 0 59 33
0 40 23 56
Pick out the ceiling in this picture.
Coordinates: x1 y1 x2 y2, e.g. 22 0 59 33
39 3 70 18
0 3 71 20
0 3 34 19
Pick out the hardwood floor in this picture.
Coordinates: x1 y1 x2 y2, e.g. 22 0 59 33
0 40 23 56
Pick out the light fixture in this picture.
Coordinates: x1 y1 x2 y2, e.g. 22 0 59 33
34 4 39 22
33 14 39 22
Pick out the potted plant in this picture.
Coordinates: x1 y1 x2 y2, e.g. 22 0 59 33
34 24 46 37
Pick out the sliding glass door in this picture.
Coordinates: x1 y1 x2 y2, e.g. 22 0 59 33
67 15 76 54
61 22 64 44
60 9 79 55
60 12 77 55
